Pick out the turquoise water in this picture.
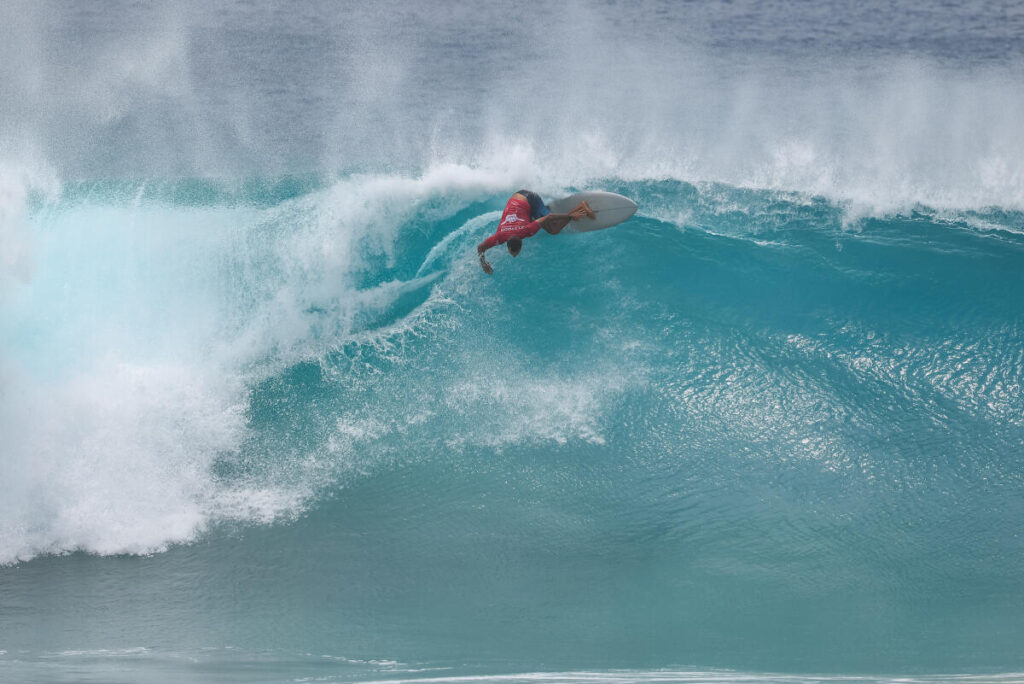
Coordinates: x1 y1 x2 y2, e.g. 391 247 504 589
2 2 1024 682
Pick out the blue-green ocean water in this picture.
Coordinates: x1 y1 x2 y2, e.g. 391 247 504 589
2 2 1024 683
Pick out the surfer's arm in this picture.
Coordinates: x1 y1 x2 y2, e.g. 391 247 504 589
477 237 497 274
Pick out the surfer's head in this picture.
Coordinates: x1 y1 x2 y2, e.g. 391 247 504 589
507 238 522 257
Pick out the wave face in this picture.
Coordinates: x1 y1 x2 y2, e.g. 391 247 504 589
1 0 1023 681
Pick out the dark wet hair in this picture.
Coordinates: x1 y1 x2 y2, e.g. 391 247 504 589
507 238 522 256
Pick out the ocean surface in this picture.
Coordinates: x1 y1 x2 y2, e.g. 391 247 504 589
1 1 1023 682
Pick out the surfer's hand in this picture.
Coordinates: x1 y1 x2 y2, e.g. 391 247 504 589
479 253 494 275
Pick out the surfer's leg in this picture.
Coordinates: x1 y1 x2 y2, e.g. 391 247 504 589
542 216 571 234
542 202 592 234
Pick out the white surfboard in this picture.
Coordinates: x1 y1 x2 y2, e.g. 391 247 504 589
546 191 638 233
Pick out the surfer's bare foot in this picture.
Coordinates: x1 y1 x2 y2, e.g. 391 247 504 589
568 201 595 220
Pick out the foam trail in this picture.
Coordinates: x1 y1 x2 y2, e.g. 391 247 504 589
416 211 500 278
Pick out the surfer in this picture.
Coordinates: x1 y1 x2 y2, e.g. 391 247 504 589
477 190 594 274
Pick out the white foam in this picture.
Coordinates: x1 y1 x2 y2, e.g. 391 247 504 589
402 42 1024 219
439 358 636 451
0 164 59 299
0 165 588 564
345 670 1024 684
0 360 244 562
3 2 1024 213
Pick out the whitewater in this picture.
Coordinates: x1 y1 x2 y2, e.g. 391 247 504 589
1 1 1023 682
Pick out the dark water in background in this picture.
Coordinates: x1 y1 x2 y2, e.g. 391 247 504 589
1 2 1023 682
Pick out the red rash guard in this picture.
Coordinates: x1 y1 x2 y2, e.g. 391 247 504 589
480 195 542 250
